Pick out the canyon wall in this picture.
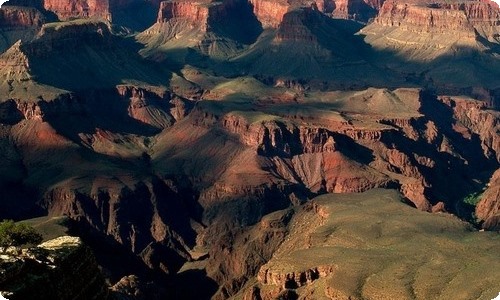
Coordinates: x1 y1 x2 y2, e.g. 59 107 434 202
0 6 45 28
42 0 111 20
250 0 289 28
156 0 212 29
375 0 500 40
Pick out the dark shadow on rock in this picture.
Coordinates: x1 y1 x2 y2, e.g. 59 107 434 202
210 0 263 45
0 100 23 125
166 269 218 300
111 1 160 33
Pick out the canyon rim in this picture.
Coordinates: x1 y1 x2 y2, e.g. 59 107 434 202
0 0 499 299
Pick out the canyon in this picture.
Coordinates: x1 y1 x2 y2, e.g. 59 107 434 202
0 0 499 298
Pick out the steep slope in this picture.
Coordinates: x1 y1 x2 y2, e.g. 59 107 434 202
360 0 500 95
0 0 498 298
238 189 500 300
0 18 169 101
137 0 390 88
231 6 391 87
137 0 262 62
249 0 380 25
0 5 48 53
2 0 162 31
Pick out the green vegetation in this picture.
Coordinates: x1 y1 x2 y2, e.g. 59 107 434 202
462 192 482 206
0 220 43 250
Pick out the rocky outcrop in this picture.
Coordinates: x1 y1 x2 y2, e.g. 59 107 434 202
156 0 252 32
42 0 111 20
3 0 156 21
249 0 289 28
275 7 320 43
22 21 112 57
329 0 379 21
0 6 45 28
156 0 211 29
0 236 111 300
205 208 294 299
245 189 500 300
375 0 500 40
258 265 335 289
42 177 196 274
438 96 500 162
476 169 500 230
248 0 378 27
117 85 193 129
3 82 190 132
220 114 339 156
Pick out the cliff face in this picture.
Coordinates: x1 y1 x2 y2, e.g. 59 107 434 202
156 0 212 30
0 6 45 28
0 236 111 300
374 0 500 39
275 7 321 42
250 0 289 28
248 0 379 27
42 0 111 20
42 178 195 275
476 169 500 230
156 0 255 33
0 5 47 54
438 96 500 162
329 0 379 21
21 20 113 57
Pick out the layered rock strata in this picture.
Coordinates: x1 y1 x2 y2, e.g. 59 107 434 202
374 0 500 40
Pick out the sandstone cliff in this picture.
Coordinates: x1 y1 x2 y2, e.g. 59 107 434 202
367 0 500 49
250 0 289 28
42 0 111 20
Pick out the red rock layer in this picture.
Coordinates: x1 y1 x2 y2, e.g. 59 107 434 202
157 0 211 29
156 0 239 32
439 96 500 162
375 0 500 38
250 0 289 28
330 0 379 20
42 0 111 20
0 6 45 28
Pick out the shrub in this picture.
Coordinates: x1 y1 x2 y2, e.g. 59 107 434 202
463 192 482 206
0 220 43 249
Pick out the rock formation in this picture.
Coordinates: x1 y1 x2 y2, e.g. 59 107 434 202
476 169 500 230
0 0 499 298
42 0 111 20
0 236 111 300
243 189 500 299
0 6 45 28
373 0 500 41
249 0 289 28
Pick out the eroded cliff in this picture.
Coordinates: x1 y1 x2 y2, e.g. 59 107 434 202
242 189 500 300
